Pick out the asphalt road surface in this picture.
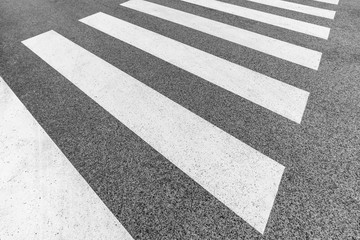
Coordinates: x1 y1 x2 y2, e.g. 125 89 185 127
0 0 359 239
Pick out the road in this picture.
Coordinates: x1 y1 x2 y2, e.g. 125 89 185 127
0 0 359 239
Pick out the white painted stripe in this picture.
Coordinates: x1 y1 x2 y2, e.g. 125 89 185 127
247 0 336 19
22 30 285 234
80 12 309 123
313 0 339 5
121 0 322 70
180 0 330 39
0 77 134 240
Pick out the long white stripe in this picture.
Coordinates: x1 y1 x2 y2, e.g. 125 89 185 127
313 0 339 5
22 30 285 234
121 0 322 70
180 0 330 39
0 77 134 240
80 12 309 123
247 0 336 19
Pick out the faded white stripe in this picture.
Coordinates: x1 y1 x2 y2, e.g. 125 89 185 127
22 30 285 234
247 0 336 19
121 0 322 70
0 77 134 240
181 0 330 39
313 0 339 5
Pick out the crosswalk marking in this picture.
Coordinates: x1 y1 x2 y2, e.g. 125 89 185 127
180 0 331 39
80 12 309 123
314 0 339 5
247 0 336 19
121 0 322 70
22 30 285 234
0 77 134 240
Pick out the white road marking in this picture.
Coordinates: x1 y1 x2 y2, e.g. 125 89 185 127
313 0 339 5
180 0 330 39
22 30 285 234
121 0 322 70
0 77 134 240
80 13 309 123
247 0 336 19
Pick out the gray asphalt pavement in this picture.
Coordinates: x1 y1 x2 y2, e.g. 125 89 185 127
0 0 359 239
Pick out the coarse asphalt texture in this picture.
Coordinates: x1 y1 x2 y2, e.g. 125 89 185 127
0 0 360 239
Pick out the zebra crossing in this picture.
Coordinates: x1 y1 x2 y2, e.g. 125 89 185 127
180 0 332 39
1 0 339 238
121 0 323 70
79 12 309 123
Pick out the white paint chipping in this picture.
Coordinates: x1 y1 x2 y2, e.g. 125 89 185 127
22 30 285 234
0 78 134 240
180 0 330 39
313 0 339 5
247 0 336 19
121 0 322 70
80 12 309 123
